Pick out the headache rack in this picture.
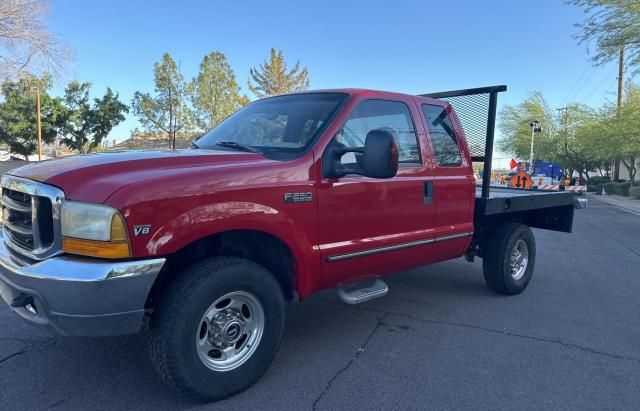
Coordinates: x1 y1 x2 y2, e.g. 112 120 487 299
420 85 574 232
420 85 505 203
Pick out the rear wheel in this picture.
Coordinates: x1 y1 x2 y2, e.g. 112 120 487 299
148 256 285 401
482 223 536 295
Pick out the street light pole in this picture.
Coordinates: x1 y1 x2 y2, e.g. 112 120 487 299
529 125 535 173
529 120 541 174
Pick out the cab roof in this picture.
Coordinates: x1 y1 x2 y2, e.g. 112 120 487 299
277 88 446 106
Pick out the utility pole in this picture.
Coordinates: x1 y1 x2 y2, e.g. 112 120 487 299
557 107 568 132
557 107 569 179
22 79 43 161
614 46 624 181
25 84 43 161
35 87 42 161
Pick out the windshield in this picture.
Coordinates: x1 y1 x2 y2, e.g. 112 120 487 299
195 93 349 160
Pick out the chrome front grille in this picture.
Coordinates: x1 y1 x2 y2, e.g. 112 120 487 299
3 188 36 249
1 175 64 260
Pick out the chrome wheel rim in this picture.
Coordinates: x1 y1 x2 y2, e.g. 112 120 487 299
510 239 529 280
196 291 265 372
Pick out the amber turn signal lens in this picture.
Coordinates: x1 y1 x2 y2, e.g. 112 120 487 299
63 237 131 259
110 213 128 242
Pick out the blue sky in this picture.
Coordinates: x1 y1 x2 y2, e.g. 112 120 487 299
49 0 621 162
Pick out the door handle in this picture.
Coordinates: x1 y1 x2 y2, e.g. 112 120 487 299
424 182 434 204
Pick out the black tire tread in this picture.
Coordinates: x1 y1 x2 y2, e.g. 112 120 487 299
482 223 535 295
147 256 284 401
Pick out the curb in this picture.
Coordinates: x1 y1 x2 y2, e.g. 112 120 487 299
587 194 640 217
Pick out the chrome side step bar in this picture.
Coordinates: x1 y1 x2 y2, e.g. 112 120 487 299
336 278 389 305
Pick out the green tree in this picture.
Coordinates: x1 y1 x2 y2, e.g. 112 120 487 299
0 75 63 160
132 53 192 149
616 84 640 182
248 48 309 98
569 0 640 71
189 51 248 130
557 104 603 181
499 92 604 180
498 91 558 160
587 83 640 182
57 81 128 153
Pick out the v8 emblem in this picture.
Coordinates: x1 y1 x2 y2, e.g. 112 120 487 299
134 225 151 236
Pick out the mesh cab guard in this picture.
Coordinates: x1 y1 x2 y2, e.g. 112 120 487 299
420 85 507 201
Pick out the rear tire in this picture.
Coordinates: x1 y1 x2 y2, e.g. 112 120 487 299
482 223 536 295
148 256 285 402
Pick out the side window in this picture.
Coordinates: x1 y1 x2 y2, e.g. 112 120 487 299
421 104 462 167
336 100 420 165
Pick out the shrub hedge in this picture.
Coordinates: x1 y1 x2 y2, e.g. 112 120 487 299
603 181 634 196
588 176 611 193
620 182 632 196
603 182 619 195
630 185 640 200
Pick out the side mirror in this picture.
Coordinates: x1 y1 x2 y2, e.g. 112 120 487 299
190 135 202 149
362 129 399 179
322 129 399 179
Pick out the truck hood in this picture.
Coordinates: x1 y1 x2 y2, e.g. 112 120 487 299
8 149 269 203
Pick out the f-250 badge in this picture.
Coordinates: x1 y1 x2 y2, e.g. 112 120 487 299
284 192 312 203
134 225 151 236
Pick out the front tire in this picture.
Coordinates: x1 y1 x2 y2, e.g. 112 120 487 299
148 256 285 401
482 223 536 295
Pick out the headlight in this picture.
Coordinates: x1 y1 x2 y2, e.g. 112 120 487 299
61 201 130 258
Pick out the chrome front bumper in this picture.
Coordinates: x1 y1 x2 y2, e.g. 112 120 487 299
0 231 165 336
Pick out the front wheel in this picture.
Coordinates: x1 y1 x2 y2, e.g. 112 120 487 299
482 223 536 295
148 256 285 401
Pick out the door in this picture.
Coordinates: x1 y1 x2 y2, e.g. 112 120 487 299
419 103 475 261
316 98 436 287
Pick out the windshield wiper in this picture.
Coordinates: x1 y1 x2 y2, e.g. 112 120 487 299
214 141 262 154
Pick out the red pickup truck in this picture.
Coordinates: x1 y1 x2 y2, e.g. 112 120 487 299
0 86 574 400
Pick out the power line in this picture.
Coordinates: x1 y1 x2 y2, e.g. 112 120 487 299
565 67 599 104
560 65 591 105
581 67 618 103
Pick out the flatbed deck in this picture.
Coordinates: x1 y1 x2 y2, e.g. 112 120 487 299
474 186 575 233
476 186 575 215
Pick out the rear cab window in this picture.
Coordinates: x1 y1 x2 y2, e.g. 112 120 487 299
421 104 462 167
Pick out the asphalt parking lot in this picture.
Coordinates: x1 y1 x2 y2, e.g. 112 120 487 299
1 197 639 410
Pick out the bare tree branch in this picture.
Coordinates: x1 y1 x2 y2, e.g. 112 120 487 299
0 0 73 81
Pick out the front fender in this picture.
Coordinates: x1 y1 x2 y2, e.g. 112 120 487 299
145 201 307 254
132 200 321 297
